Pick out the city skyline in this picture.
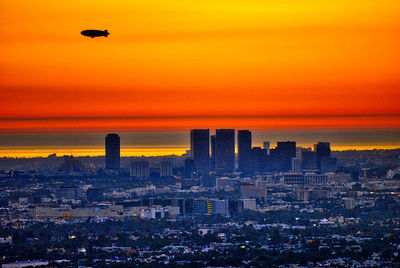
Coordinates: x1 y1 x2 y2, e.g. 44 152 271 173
0 129 399 158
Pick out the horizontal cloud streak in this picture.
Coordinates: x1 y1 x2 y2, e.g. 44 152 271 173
0 114 399 133
1 114 399 121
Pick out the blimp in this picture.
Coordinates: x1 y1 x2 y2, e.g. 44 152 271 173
81 29 110 38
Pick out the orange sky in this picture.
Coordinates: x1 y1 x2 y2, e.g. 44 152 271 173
1 0 399 132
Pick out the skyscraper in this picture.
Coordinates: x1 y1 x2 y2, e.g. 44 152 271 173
301 150 318 170
190 129 210 176
276 141 296 171
314 142 331 170
238 130 252 172
250 147 268 173
184 158 194 178
105 133 120 170
210 135 216 172
215 129 235 174
314 142 337 173
160 158 173 177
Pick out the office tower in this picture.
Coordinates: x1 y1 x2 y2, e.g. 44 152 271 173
320 156 337 173
210 135 216 172
301 150 318 170
276 141 296 171
250 147 268 173
59 155 83 174
190 129 210 176
184 158 194 177
160 159 173 177
210 199 230 217
263 141 270 154
130 159 150 178
193 199 229 217
291 157 302 173
193 199 209 215
314 142 332 171
215 129 235 174
105 133 120 170
265 148 279 171
238 130 252 173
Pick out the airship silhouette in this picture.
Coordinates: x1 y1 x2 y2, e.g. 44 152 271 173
81 29 109 38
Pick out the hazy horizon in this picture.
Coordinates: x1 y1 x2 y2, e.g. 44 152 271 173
1 129 399 157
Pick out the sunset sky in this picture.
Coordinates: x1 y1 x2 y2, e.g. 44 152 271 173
0 1 399 155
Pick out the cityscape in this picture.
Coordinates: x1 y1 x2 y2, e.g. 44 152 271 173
1 0 400 267
1 130 399 267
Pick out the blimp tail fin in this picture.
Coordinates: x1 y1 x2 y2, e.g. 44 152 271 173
104 30 109 37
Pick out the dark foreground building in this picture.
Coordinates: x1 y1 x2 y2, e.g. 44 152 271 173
314 141 331 170
215 129 235 174
190 129 210 176
105 133 120 170
238 130 252 173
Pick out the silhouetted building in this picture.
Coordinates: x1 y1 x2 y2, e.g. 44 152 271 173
215 129 235 174
301 150 318 170
160 159 173 177
265 148 279 171
130 159 150 178
250 147 268 173
190 129 210 176
276 141 296 171
58 155 83 174
314 142 331 170
184 158 194 178
238 130 252 173
105 133 120 170
210 135 216 172
321 156 338 173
